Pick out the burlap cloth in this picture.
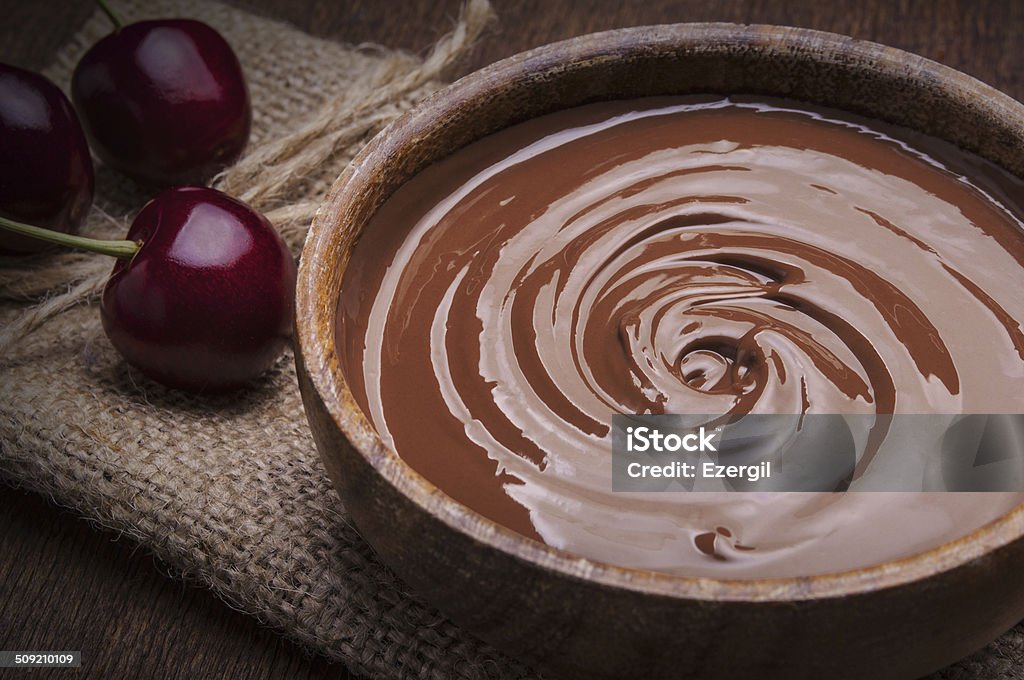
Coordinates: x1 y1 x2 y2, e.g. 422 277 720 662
0 2 1020 678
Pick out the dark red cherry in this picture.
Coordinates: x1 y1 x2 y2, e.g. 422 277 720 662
101 187 295 392
0 63 94 257
71 19 250 186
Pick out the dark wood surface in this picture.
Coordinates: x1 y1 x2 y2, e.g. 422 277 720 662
0 1 1021 678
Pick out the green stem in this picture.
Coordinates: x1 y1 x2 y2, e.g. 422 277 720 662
96 0 124 30
0 215 140 259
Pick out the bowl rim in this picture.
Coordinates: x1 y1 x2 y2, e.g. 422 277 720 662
296 21 1024 603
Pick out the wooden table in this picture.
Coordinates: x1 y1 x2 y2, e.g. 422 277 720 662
0 1 1021 677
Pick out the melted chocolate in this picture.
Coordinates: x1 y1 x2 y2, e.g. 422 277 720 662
337 97 1024 578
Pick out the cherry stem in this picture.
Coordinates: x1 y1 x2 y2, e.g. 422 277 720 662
96 0 124 30
0 214 140 259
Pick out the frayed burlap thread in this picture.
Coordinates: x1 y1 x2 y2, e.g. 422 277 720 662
0 1 539 678
0 2 1020 679
0 0 490 358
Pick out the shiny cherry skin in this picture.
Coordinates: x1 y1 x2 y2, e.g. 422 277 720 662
71 20 251 186
101 187 295 392
0 63 94 256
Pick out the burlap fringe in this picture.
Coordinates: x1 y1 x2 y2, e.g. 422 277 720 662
0 0 494 359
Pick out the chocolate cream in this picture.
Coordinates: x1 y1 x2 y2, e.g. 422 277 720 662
337 96 1024 578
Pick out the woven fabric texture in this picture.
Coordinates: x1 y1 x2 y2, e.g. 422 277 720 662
0 2 1020 679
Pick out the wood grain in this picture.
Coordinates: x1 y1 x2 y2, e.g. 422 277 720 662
0 1 1021 679
0 486 348 679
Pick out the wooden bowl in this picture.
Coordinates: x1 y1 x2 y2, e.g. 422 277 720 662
295 24 1024 679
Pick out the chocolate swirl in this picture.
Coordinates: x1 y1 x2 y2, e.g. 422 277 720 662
338 97 1024 577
